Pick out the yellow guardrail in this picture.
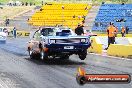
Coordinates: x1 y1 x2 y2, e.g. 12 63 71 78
107 44 132 58
8 31 30 37
17 31 30 36
88 37 103 54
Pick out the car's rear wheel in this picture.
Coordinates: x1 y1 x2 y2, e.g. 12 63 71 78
28 47 40 59
79 56 85 60
30 52 40 59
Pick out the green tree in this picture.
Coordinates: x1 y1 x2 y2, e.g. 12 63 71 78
119 0 128 3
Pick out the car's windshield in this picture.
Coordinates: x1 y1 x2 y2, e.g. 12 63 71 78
40 27 75 36
41 28 54 36
62 30 71 33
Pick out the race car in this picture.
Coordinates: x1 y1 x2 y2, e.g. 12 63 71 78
27 27 91 60
0 27 7 43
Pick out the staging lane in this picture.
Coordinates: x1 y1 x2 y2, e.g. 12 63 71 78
0 37 132 88
0 37 29 56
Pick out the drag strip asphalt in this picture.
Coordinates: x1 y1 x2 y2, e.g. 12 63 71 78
0 37 131 88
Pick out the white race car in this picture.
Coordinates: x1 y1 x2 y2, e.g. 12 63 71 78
0 27 7 43
27 27 91 60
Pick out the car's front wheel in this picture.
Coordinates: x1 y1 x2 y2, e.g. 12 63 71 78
79 50 87 60
39 50 48 61
61 55 69 60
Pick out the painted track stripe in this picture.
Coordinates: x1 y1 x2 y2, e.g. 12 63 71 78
88 52 132 61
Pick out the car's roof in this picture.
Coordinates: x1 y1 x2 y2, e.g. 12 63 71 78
40 26 70 29
41 26 56 29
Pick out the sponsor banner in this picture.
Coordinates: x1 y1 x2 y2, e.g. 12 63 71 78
76 67 131 85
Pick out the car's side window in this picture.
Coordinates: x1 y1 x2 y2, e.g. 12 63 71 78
41 29 48 36
33 30 41 41
41 28 54 36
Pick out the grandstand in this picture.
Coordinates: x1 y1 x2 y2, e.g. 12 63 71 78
92 4 132 31
28 3 92 29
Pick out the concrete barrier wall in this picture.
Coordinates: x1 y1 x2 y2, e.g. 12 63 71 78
0 26 30 37
127 37 132 44
88 36 132 58
107 44 132 58
88 37 103 54
97 34 132 37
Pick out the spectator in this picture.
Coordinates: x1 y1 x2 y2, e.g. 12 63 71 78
21 2 24 6
30 2 32 6
82 20 85 24
13 27 17 38
126 26 129 34
40 8 43 11
5 19 10 26
42 1 44 6
14 2 16 6
27 18 29 21
95 22 99 27
73 15 75 18
121 26 126 37
122 3 125 5
25 2 28 6
82 15 86 20
102 2 105 4
75 24 84 35
85 7 88 10
45 3 47 5
0 7 3 9
106 22 117 49
62 5 64 9
3 28 8 35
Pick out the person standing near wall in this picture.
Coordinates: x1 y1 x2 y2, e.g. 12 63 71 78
5 18 9 26
106 22 117 49
75 24 84 35
126 26 129 34
13 27 17 38
121 26 126 37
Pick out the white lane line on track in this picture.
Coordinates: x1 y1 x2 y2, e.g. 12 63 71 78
88 52 132 61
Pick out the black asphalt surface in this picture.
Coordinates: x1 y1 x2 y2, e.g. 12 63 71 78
0 37 132 88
